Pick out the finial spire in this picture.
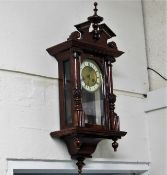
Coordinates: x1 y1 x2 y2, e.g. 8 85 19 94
93 2 98 15
88 2 103 23
88 2 103 40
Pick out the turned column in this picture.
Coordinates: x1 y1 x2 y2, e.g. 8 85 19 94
104 58 120 131
71 51 84 127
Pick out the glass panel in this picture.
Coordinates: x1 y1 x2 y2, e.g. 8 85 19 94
82 87 104 125
82 78 104 125
82 89 96 124
80 59 104 126
82 86 104 125
63 60 72 126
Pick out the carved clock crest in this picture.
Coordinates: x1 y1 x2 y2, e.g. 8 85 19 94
47 2 127 175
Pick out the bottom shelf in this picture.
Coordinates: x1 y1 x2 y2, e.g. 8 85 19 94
50 127 127 158
50 127 127 175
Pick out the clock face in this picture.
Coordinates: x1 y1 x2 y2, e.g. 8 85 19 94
80 59 102 92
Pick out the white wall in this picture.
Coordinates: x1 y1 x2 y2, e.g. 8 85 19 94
0 70 150 175
146 109 167 175
142 0 167 175
0 0 148 94
144 87 167 175
142 0 167 90
0 0 151 175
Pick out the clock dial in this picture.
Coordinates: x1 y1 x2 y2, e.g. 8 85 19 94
80 59 102 92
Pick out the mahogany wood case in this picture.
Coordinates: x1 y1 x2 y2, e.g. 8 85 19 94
46 2 127 174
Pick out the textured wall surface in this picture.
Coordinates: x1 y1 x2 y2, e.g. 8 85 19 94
0 0 148 93
0 70 149 175
142 1 167 175
142 0 167 90
146 108 167 175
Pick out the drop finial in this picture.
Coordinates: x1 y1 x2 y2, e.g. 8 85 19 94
76 157 85 175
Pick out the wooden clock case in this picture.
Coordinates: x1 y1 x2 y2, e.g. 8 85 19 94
46 2 127 174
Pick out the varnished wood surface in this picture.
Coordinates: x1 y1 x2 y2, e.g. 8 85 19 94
50 127 127 139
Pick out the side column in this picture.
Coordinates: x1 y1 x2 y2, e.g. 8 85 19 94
104 58 120 131
71 50 85 127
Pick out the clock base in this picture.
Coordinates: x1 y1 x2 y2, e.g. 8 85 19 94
50 127 126 173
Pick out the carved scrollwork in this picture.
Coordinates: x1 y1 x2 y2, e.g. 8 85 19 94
68 31 80 41
108 41 118 49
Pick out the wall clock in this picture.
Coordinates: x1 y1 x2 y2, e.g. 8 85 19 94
47 2 127 175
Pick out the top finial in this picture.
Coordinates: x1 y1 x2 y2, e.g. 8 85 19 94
87 2 103 40
94 2 98 15
88 2 103 23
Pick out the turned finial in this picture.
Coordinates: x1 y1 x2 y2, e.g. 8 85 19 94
93 2 98 15
87 2 103 40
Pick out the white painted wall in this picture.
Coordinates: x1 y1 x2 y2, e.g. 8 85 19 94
144 87 167 175
146 108 167 175
0 0 148 94
142 0 167 90
0 70 149 175
142 0 167 175
1 0 161 175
